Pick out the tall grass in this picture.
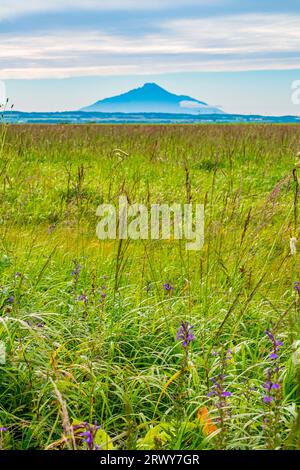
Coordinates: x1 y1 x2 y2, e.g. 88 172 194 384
0 123 300 450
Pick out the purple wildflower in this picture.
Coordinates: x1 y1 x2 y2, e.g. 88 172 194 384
74 421 101 450
208 375 232 401
176 321 194 348
263 396 273 404
15 272 21 278
7 295 14 304
265 329 283 358
77 294 88 304
211 377 223 390
265 330 275 341
80 430 94 450
207 348 234 409
163 283 174 292
262 330 283 404
0 427 7 432
224 349 234 366
272 383 280 390
100 285 107 300
263 379 272 390
72 264 82 277
207 372 232 428
294 281 300 293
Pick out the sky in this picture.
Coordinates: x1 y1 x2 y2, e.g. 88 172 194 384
1 0 300 115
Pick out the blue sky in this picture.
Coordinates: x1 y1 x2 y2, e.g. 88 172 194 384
1 0 300 114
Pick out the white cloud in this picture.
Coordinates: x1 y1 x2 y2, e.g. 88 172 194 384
1 13 300 79
164 14 300 54
2 58 300 81
180 101 206 109
0 0 219 20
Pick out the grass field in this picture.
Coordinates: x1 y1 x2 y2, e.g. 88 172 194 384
0 123 300 450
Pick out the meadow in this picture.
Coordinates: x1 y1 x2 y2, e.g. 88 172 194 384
0 123 300 450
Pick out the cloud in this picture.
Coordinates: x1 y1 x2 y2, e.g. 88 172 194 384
180 101 206 109
164 14 300 55
0 0 219 20
1 13 300 79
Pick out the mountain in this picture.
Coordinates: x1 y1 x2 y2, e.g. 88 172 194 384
80 83 223 114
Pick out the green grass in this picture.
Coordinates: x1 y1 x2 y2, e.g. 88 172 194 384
0 123 300 450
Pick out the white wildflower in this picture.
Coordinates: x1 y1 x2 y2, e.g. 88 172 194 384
290 237 297 255
292 340 300 366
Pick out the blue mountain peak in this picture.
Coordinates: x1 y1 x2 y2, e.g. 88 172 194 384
80 83 223 114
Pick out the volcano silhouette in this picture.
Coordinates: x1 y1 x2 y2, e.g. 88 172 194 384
80 83 223 114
